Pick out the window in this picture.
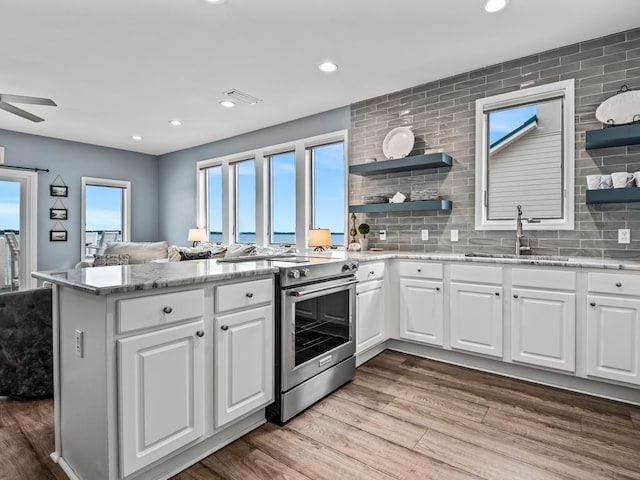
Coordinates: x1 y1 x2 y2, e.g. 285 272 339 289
197 130 347 250
309 142 345 246
269 151 296 245
475 79 575 230
234 159 256 243
207 166 222 243
81 177 131 258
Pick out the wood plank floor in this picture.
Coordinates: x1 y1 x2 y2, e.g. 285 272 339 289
2 351 640 480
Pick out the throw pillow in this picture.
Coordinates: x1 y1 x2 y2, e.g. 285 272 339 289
93 254 130 267
179 250 213 261
103 241 169 264
224 244 257 258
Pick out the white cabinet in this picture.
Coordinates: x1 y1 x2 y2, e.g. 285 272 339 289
118 320 205 477
450 282 503 358
586 294 640 385
356 279 386 353
215 304 273 428
399 277 444 346
511 288 575 372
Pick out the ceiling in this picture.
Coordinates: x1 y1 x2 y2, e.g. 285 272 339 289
1 0 639 156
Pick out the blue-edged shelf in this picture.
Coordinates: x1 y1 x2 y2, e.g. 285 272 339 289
585 124 640 150
349 200 452 213
586 188 640 204
349 152 452 176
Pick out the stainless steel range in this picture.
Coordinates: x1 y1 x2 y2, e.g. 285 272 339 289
264 256 358 423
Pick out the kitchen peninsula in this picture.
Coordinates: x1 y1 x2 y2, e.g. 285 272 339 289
35 252 640 480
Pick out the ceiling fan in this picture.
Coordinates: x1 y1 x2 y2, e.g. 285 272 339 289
0 93 57 122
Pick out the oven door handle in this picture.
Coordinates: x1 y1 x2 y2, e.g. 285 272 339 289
288 279 357 297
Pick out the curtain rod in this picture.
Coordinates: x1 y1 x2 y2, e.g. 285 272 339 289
0 164 50 173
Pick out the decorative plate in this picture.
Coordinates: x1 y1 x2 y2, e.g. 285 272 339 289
382 127 414 159
595 85 640 126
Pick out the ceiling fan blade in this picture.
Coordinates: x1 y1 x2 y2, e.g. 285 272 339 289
0 94 56 106
0 101 45 122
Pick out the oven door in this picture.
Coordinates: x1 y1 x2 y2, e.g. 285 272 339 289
281 276 356 391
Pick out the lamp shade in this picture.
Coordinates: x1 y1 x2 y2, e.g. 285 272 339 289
308 228 331 248
187 228 206 242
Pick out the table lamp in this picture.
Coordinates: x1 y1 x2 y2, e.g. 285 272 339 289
188 228 206 247
308 228 331 252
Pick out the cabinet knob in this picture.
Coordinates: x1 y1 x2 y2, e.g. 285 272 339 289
495 292 500 296
590 302 596 307
369 271 375 276
513 294 519 299
246 292 254 298
163 306 173 314
221 325 229 331
417 269 422 273
196 330 205 338
436 287 440 291
616 282 622 287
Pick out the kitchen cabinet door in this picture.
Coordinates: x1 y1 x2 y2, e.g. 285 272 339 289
356 279 385 354
587 295 640 385
511 288 575 372
215 305 274 428
118 320 205 477
399 277 444 346
450 282 503 358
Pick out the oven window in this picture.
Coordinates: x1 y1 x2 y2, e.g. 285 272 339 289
294 289 350 366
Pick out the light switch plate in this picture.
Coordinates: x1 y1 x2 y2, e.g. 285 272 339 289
451 229 459 242
75 329 84 358
421 229 429 241
0 146 5 164
379 230 386 241
618 229 631 244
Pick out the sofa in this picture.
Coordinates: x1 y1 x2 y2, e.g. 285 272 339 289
0 287 53 398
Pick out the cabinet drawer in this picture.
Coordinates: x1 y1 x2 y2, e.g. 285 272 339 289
215 278 273 313
450 264 502 284
356 262 385 282
588 272 640 295
118 289 204 334
512 268 576 290
398 261 443 279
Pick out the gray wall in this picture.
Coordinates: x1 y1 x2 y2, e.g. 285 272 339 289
158 107 350 247
350 28 640 259
0 129 159 270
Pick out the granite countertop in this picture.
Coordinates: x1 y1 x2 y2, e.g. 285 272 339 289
32 259 279 295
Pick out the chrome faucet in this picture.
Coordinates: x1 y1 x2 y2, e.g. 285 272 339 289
516 205 539 256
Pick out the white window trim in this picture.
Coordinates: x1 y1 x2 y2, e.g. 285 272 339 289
474 79 575 231
81 177 131 259
0 168 37 290
197 129 348 251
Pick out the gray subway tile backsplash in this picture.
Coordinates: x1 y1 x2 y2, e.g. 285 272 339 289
349 28 640 259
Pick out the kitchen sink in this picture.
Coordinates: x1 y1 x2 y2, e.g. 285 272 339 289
464 252 569 261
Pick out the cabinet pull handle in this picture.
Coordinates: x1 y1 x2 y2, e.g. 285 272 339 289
436 287 440 291
513 294 518 299
616 282 622 287
221 325 229 331
495 292 500 296
246 292 254 298
196 330 205 338
590 302 596 307
163 306 173 314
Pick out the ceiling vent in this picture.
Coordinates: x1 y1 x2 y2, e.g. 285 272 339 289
223 89 262 105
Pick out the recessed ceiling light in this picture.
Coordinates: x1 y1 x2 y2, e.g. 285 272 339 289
220 100 236 108
169 119 182 126
482 0 509 13
204 0 225 4
131 135 143 141
318 62 338 73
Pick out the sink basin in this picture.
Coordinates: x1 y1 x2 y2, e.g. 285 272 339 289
464 253 569 261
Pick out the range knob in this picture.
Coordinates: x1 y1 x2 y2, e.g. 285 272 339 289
300 268 311 277
350 262 359 272
342 263 352 273
288 269 300 279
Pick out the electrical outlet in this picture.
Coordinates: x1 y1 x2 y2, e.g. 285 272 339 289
618 228 631 244
75 329 84 358
379 230 386 241
421 229 429 241
451 229 459 242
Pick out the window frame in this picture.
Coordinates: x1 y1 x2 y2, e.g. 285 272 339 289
196 129 348 250
474 79 575 231
267 150 297 245
81 177 131 259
